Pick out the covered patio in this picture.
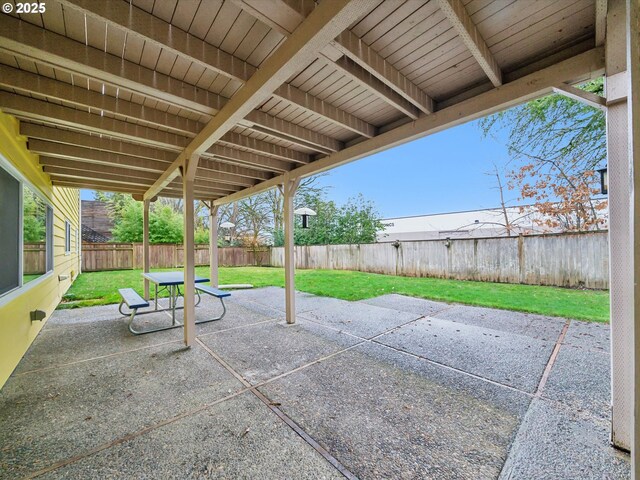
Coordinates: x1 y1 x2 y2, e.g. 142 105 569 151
0 0 639 477
1 290 629 478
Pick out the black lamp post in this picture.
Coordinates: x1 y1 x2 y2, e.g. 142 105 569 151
294 207 316 228
597 168 608 195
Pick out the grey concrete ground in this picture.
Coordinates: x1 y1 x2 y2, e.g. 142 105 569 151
0 289 629 479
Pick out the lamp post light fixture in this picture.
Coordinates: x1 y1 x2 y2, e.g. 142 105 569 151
294 207 317 229
220 221 235 243
597 167 608 195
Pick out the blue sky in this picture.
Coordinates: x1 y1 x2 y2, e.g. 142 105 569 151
315 119 513 219
82 119 516 218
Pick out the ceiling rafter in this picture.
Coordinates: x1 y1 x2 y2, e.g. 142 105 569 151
144 0 376 200
36 1 372 143
0 64 201 136
0 92 189 149
213 48 604 206
273 84 377 137
436 0 502 87
0 15 341 155
57 0 255 83
233 0 434 115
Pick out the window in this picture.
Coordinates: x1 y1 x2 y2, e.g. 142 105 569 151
0 156 54 298
23 186 52 284
65 221 71 255
0 166 20 296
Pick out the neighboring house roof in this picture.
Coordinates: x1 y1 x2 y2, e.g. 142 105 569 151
378 202 608 242
81 200 113 240
81 224 110 243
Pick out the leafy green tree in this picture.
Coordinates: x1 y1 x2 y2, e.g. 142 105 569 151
148 205 183 243
480 78 607 231
23 189 46 242
273 192 385 246
110 201 143 242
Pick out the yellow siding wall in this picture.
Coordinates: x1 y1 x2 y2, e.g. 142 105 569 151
0 112 81 388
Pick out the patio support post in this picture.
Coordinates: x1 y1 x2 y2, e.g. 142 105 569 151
606 0 632 452
143 199 150 300
629 0 640 472
283 174 300 324
182 153 200 346
209 202 219 288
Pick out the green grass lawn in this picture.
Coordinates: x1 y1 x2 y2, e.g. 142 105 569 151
59 266 610 322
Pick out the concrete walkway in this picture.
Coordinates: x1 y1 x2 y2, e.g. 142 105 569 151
0 289 630 479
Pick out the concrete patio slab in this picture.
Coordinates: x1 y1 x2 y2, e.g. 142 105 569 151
226 286 316 317
359 293 451 316
375 316 554 392
167 296 280 337
300 297 422 338
543 345 611 419
500 398 628 480
1 291 630 479
432 304 566 341
198 318 362 384
13 312 182 374
39 392 342 480
0 342 243 478
259 342 531 480
563 319 611 353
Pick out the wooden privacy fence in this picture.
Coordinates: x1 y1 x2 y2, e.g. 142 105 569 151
271 231 610 289
23 243 46 274
81 243 269 271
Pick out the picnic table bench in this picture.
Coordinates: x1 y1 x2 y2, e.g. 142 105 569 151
117 272 231 335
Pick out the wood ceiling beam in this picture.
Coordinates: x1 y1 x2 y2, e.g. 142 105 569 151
20 124 177 162
331 31 435 114
437 0 502 87
325 55 421 120
33 144 171 173
273 84 376 137
59 0 370 141
52 179 148 195
206 144 292 173
0 15 224 117
0 93 188 150
38 151 253 188
214 48 605 206
595 0 607 47
0 65 201 137
245 110 342 153
57 0 255 83
144 0 374 200
218 131 310 164
197 157 272 181
194 167 256 188
0 15 339 155
47 168 160 189
233 0 433 116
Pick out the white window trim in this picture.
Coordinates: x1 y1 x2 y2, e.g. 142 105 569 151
0 153 55 304
65 220 72 255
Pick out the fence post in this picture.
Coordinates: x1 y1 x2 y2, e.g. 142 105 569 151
518 234 525 284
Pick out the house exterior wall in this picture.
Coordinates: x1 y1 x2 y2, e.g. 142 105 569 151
0 112 81 388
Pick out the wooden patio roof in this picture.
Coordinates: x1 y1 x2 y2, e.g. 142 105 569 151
0 0 605 202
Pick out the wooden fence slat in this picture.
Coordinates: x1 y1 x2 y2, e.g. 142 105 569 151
270 231 610 289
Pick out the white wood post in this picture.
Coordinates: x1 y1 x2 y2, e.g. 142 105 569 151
182 154 199 346
142 198 150 300
628 0 640 472
606 0 632 452
209 203 219 288
283 175 300 324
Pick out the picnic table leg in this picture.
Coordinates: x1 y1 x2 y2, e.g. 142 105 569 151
154 284 158 311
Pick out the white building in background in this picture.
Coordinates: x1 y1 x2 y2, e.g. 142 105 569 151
377 203 608 242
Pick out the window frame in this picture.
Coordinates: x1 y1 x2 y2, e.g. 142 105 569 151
65 220 72 255
0 154 55 305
